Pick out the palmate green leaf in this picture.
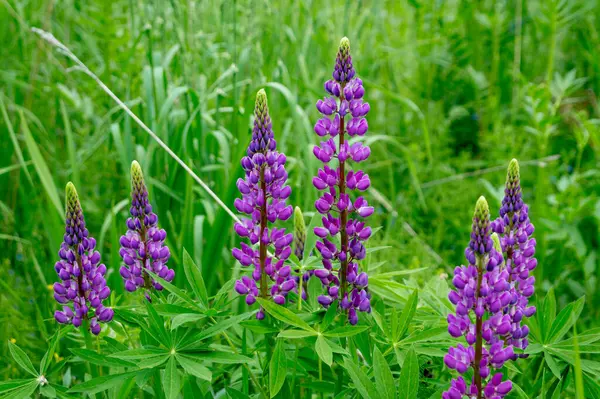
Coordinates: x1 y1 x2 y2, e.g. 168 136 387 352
540 288 556 342
278 329 318 339
163 356 181 399
40 327 67 374
70 348 136 368
323 325 370 338
109 348 170 369
240 320 280 334
175 354 212 381
8 341 37 377
393 289 418 341
510 382 531 399
320 300 338 331
373 347 395 399
188 351 253 364
269 340 287 398
342 357 377 399
257 298 315 332
0 379 37 394
68 371 140 394
546 296 585 344
398 347 419 399
399 326 447 344
171 313 206 330
147 271 202 311
182 248 209 307
545 351 563 380
146 302 171 347
315 335 333 367
1 379 39 399
178 312 254 350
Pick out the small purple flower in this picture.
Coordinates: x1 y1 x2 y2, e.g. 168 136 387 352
54 183 113 335
313 37 373 325
232 89 295 318
490 159 537 357
444 196 513 398
119 161 174 300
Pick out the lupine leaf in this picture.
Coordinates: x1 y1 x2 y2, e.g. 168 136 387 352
257 298 314 332
278 329 318 339
0 379 37 394
540 288 556 342
373 347 395 399
8 341 37 376
68 371 140 394
2 380 39 399
269 340 287 398
163 356 181 399
70 348 136 368
398 347 419 399
342 357 377 399
394 289 418 341
545 351 563 380
399 326 447 344
315 335 333 367
145 302 171 347
547 296 585 344
184 351 253 364
147 271 202 310
40 329 62 374
176 354 212 381
323 325 370 338
183 248 209 307
179 312 254 349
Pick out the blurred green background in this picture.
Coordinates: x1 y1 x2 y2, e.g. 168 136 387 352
1 0 599 377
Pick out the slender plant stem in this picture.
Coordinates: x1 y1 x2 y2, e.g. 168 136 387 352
338 85 349 300
473 254 484 399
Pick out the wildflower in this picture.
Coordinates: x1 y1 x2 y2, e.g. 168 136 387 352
54 183 113 335
444 197 513 398
491 159 537 357
232 89 295 318
313 37 373 324
119 161 174 301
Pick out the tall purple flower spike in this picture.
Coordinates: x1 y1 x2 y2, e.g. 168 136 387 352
444 197 513 399
119 161 174 301
233 89 295 319
313 37 374 325
54 183 113 335
491 159 537 357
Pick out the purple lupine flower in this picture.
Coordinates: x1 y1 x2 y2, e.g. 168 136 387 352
54 183 113 335
491 159 537 357
312 37 374 325
119 161 174 301
444 197 513 399
233 89 295 319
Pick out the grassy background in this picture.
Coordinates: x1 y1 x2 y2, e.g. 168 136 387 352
1 0 599 379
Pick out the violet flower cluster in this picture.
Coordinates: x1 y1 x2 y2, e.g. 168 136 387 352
313 37 374 325
444 196 513 399
119 161 174 301
54 183 113 335
491 159 537 356
233 89 295 319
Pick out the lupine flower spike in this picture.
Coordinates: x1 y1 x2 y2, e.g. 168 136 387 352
491 159 537 356
54 183 113 335
444 196 513 399
119 161 174 301
313 37 374 325
233 89 295 319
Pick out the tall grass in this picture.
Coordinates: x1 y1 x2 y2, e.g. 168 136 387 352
1 0 599 390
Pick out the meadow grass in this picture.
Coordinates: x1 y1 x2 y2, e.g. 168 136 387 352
1 0 599 397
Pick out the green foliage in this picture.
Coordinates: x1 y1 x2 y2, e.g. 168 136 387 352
1 0 599 397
